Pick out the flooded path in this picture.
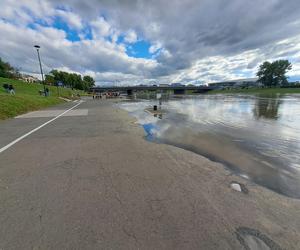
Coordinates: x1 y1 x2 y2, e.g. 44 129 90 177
120 94 300 198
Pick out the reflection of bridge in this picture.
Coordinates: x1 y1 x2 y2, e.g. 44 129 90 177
90 86 214 95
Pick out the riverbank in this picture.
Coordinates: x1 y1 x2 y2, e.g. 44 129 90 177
208 87 300 95
113 99 300 249
0 77 85 120
121 95 300 199
0 98 299 249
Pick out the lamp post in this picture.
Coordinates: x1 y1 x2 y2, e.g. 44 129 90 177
34 45 46 96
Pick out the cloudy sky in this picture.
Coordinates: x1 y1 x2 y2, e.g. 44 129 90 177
1 0 300 85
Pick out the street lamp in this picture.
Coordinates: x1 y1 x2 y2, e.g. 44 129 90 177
34 45 46 96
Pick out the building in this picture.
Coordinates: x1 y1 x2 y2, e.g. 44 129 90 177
208 78 260 89
20 74 39 83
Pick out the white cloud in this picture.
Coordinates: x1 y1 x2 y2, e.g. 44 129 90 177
1 0 300 85
56 10 83 30
149 42 161 54
0 19 157 83
161 36 300 84
91 17 113 38
0 0 54 26
124 29 138 43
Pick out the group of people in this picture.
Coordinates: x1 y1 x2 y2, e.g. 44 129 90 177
2 83 15 95
92 93 102 99
39 88 50 96
92 92 120 99
3 83 52 97
106 92 120 98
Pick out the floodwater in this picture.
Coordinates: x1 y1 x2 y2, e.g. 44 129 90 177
119 94 300 198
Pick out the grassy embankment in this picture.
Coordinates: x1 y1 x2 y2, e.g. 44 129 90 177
207 87 300 95
0 77 85 120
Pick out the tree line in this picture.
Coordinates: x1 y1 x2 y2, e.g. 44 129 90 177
45 70 95 91
0 57 20 79
0 57 95 91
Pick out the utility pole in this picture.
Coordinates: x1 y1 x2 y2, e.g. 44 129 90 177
34 45 46 96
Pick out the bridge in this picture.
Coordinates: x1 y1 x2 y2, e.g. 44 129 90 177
90 85 214 95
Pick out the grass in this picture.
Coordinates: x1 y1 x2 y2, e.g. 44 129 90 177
207 87 300 95
0 77 85 120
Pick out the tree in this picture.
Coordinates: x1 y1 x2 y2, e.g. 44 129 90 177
0 57 18 78
48 69 95 90
45 74 55 85
257 60 292 87
50 70 68 86
83 75 95 86
83 75 95 91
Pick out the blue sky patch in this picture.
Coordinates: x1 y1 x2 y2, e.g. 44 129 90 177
52 17 81 41
23 9 154 59
125 40 152 59
26 15 81 42
82 26 93 40
117 35 153 59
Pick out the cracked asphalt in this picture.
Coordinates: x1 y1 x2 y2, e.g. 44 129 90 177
0 98 300 249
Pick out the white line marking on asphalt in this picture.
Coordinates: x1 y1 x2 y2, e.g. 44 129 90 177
16 109 88 118
0 101 83 154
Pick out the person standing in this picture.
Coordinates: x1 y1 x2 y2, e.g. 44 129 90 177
8 84 15 95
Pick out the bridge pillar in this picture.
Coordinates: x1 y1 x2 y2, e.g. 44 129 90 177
173 89 185 95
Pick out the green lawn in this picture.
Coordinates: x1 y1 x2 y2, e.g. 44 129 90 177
0 77 85 120
207 87 300 95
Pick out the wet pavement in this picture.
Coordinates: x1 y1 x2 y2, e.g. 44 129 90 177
1 98 300 249
120 94 300 198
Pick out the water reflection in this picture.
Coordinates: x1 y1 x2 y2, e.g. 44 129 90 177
253 96 282 120
120 94 300 198
153 113 163 119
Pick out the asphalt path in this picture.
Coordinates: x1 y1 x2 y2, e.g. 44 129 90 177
0 98 299 250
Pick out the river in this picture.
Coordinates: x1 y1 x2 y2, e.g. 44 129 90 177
119 94 300 198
